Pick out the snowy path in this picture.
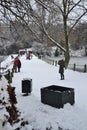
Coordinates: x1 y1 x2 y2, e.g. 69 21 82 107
10 55 87 130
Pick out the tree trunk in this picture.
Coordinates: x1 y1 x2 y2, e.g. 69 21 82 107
65 40 70 68
64 29 70 68
63 1 70 68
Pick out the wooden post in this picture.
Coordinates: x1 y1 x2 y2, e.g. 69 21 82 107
73 63 76 71
53 60 54 65
84 64 86 72
55 61 57 66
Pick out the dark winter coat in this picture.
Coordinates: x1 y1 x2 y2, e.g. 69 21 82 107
58 59 65 74
17 59 21 68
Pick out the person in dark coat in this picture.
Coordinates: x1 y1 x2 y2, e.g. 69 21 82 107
58 59 65 80
27 51 30 59
17 58 21 72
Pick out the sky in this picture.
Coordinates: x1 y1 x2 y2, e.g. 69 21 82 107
0 54 87 130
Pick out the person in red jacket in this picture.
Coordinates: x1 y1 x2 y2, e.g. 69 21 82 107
13 57 19 73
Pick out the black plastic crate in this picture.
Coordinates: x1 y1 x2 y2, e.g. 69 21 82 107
22 78 32 94
41 85 75 108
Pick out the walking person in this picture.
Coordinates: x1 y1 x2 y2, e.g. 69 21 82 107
13 57 18 73
26 51 30 59
58 59 65 80
17 58 21 72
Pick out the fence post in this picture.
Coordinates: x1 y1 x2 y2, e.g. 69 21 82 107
55 61 57 66
52 60 54 65
73 63 76 71
84 64 86 73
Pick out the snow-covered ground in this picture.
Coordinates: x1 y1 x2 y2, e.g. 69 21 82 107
0 54 87 130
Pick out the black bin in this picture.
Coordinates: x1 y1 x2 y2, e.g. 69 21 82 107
22 78 32 94
41 85 75 108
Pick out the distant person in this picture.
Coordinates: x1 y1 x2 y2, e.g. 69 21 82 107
58 59 65 80
13 57 18 73
17 58 21 72
26 51 30 59
13 57 21 72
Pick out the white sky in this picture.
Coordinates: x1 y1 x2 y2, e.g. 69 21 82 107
0 54 87 130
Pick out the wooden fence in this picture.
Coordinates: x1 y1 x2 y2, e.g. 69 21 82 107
41 57 87 73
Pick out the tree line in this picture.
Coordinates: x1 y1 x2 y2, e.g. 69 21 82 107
0 0 87 67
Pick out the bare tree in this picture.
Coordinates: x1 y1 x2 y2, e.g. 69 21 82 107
0 0 87 67
34 0 87 67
